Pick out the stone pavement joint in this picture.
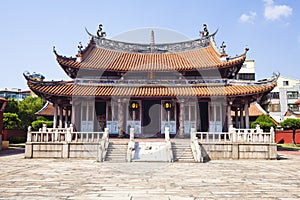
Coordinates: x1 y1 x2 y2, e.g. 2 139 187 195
0 150 300 199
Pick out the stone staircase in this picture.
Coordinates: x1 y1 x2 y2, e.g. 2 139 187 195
171 141 195 162
105 142 128 162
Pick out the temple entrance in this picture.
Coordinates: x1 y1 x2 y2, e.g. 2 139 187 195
209 102 223 132
80 101 94 132
106 101 119 134
95 102 106 131
161 100 176 134
127 100 142 135
184 102 197 134
142 100 161 136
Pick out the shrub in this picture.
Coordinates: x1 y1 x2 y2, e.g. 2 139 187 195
251 114 275 132
31 120 53 131
3 112 21 130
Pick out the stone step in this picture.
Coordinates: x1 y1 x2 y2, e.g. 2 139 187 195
105 143 128 162
171 142 194 162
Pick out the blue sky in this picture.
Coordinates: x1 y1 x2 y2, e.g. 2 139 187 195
0 0 299 90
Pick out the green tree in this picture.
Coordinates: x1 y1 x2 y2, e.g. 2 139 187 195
31 116 53 131
251 114 275 132
4 98 19 113
280 118 300 145
17 97 44 130
3 113 21 130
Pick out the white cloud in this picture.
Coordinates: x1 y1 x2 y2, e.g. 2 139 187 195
263 0 292 21
239 12 257 23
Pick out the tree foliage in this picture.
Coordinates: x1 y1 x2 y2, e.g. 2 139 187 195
251 114 275 132
4 98 19 113
3 96 44 130
17 96 44 130
3 112 21 130
280 118 300 130
31 119 53 131
280 118 300 145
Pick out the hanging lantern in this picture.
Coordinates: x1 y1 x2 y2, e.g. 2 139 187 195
130 101 139 110
164 101 172 111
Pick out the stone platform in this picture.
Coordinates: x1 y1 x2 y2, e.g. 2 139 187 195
0 148 299 199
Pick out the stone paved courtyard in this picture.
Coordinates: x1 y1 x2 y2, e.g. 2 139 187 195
0 148 300 199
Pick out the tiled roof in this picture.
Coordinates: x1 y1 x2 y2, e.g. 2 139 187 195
56 40 246 72
0 97 8 102
294 99 300 105
231 102 267 117
28 80 276 98
36 102 68 116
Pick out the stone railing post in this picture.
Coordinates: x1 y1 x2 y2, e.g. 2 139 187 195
256 124 264 142
99 128 109 162
164 127 173 162
190 128 202 162
70 124 74 133
27 126 32 142
42 124 47 132
127 128 135 162
229 125 236 142
165 127 170 141
190 128 196 141
270 127 275 143
103 128 109 141
66 128 72 142
130 128 134 142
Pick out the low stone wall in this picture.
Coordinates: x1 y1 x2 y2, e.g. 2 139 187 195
25 142 102 159
276 130 300 144
25 141 277 161
200 143 277 160
2 130 26 141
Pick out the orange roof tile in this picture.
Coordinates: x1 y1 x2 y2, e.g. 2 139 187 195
231 102 267 117
36 102 68 116
27 80 276 98
56 38 247 72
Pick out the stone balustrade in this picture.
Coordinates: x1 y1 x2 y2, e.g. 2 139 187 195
193 125 275 144
27 124 108 143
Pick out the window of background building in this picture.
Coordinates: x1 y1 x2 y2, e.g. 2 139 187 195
288 104 298 111
287 91 298 99
237 73 255 80
283 81 289 86
270 92 279 99
269 104 281 112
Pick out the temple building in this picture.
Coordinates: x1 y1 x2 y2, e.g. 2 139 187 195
24 24 278 138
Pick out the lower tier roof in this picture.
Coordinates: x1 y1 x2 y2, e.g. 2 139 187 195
27 80 276 98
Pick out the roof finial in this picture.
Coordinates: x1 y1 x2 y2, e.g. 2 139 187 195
220 41 226 54
200 24 209 38
78 42 83 54
97 24 106 38
150 30 155 45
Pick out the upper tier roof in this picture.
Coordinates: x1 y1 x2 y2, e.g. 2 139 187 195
54 29 248 78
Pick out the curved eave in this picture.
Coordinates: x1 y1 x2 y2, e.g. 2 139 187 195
55 46 247 73
26 78 277 99
54 29 247 74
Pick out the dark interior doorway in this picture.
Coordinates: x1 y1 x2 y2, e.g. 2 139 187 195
142 100 161 136
199 102 208 132
95 102 106 131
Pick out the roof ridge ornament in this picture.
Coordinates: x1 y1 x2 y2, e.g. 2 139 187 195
220 41 226 55
200 24 209 38
78 42 83 54
97 24 106 38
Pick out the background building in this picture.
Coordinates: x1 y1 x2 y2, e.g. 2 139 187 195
265 76 300 123
235 60 255 81
0 88 32 100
